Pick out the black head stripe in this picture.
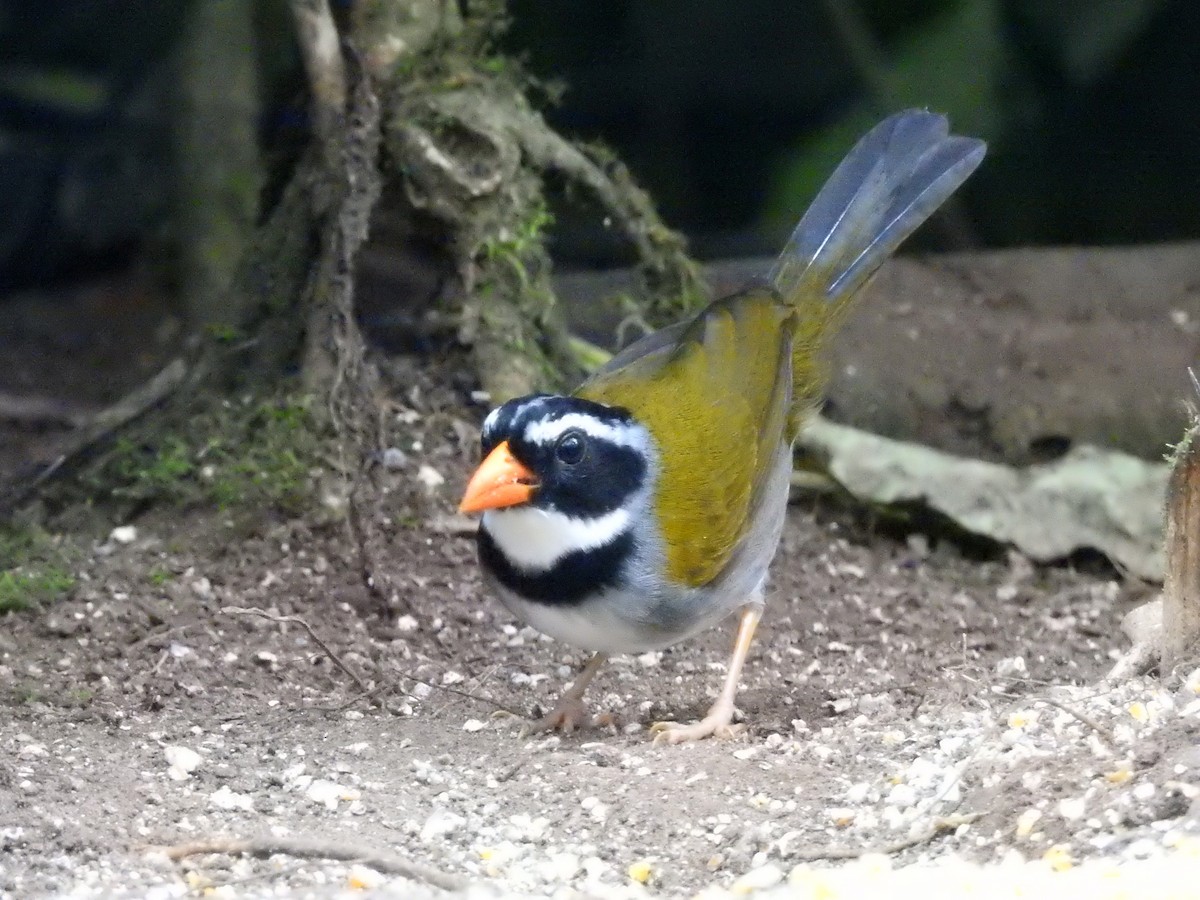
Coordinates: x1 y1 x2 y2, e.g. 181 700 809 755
481 393 551 455
478 526 635 606
478 394 650 519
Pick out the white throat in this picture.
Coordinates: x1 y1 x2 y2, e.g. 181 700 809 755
481 506 631 572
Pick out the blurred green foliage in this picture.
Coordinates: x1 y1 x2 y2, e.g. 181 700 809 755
764 0 1004 236
764 0 1170 240
511 0 1193 253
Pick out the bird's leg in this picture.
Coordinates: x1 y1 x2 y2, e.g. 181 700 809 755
529 652 608 734
651 604 762 744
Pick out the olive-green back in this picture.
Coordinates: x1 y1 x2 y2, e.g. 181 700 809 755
577 111 985 590
577 289 794 587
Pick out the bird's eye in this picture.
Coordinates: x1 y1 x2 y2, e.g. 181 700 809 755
555 430 585 465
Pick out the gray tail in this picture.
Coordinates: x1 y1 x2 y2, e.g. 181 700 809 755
769 109 986 305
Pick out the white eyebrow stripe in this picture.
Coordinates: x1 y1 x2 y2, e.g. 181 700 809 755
482 407 503 435
482 506 631 572
524 413 646 450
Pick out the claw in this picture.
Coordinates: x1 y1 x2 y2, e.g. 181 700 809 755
650 716 746 745
521 696 591 736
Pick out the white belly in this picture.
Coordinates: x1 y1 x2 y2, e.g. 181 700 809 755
488 578 737 654
481 443 793 655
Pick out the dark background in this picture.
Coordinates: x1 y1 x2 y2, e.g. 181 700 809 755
1 0 1198 292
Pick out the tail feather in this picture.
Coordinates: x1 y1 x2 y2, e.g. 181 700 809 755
774 110 985 435
769 110 986 306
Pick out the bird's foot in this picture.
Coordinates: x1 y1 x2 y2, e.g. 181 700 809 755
650 705 744 745
525 695 591 735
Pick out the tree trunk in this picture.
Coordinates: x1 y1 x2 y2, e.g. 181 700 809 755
1163 414 1200 669
174 0 262 331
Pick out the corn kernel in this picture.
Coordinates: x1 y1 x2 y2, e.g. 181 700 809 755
1015 807 1042 838
1128 702 1148 722
1105 767 1133 784
1042 844 1074 872
1008 709 1037 729
627 859 653 884
346 866 382 891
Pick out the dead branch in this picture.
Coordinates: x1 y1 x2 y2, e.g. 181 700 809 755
0 391 90 427
157 835 468 891
789 813 980 862
288 0 347 165
394 669 522 718
300 64 384 443
0 358 190 514
512 109 708 323
1033 696 1117 749
221 606 371 693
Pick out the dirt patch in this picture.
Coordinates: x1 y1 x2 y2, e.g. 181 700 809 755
1 271 1199 897
2 397 1195 897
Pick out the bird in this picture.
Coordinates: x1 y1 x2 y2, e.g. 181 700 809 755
458 110 986 743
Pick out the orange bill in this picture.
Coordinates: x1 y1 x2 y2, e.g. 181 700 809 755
458 441 538 513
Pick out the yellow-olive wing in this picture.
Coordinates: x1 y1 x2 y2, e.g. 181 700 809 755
576 288 793 588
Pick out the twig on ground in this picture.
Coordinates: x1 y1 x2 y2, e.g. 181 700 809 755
128 621 204 654
325 683 392 713
432 662 501 717
0 358 189 513
394 668 522 718
790 723 993 863
221 605 521 717
790 813 981 862
993 684 1120 748
221 606 371 693
1034 696 1118 749
1108 641 1159 681
157 835 468 891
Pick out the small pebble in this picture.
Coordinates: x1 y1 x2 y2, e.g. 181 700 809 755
164 745 202 780
381 447 409 469
416 465 445 489
110 525 137 544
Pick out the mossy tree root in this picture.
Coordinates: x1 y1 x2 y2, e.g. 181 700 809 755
385 78 707 402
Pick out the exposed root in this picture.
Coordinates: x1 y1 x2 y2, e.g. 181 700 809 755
385 65 707 400
288 0 347 168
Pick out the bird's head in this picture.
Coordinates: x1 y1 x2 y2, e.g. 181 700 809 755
459 394 653 520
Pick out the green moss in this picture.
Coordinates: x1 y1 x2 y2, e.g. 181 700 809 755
147 567 174 586
478 201 555 317
84 391 322 517
0 525 75 613
205 323 244 344
0 569 74 613
68 687 95 706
